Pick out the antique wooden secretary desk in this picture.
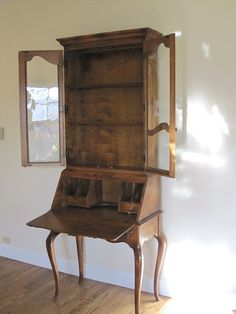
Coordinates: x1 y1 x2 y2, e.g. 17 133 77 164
26 28 176 314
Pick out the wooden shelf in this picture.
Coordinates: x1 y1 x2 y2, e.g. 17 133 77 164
27 206 137 241
67 82 143 90
68 121 143 127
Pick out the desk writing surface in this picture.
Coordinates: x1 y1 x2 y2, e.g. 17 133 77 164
27 206 137 241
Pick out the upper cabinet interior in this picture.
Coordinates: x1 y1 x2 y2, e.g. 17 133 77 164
19 28 176 176
57 28 176 177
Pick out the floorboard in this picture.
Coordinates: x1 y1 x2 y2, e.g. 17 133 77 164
0 256 169 314
1 256 235 314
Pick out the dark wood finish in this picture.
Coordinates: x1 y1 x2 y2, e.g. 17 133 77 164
133 243 143 314
76 235 84 282
57 28 163 51
64 48 144 170
27 28 176 314
28 207 138 241
148 122 171 135
29 210 165 314
154 232 167 301
46 231 60 297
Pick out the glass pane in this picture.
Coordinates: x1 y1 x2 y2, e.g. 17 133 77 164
157 43 170 170
147 43 170 171
148 132 170 171
26 56 60 163
156 131 170 170
157 43 170 125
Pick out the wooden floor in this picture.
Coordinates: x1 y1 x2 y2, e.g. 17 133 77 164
1 256 235 314
0 256 169 314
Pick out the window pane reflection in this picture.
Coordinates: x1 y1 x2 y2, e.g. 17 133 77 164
26 57 60 163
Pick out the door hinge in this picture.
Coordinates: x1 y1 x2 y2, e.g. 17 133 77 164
64 58 68 68
60 148 66 159
64 103 68 114
59 103 64 113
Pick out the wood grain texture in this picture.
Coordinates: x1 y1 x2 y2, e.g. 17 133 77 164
26 28 177 314
64 48 144 170
76 235 84 282
154 233 167 301
1 257 235 314
46 231 60 297
0 256 169 314
57 28 163 51
27 207 137 241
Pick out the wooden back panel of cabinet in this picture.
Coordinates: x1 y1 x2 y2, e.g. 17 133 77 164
57 28 165 171
64 48 144 169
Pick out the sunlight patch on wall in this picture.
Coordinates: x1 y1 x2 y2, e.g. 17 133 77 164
187 100 228 153
178 98 229 168
172 184 193 198
179 150 225 167
175 30 182 37
201 42 211 59
162 240 236 314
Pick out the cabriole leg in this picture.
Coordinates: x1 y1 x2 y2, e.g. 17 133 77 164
46 231 60 297
133 243 143 314
154 232 167 301
76 235 84 282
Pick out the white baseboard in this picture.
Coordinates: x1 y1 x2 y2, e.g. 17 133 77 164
0 243 169 296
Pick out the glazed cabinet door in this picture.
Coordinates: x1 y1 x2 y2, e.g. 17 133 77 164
18 50 65 166
146 34 176 178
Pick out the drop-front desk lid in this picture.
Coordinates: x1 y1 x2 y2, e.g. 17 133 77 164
27 206 138 242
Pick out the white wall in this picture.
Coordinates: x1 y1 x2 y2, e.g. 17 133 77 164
0 0 236 311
